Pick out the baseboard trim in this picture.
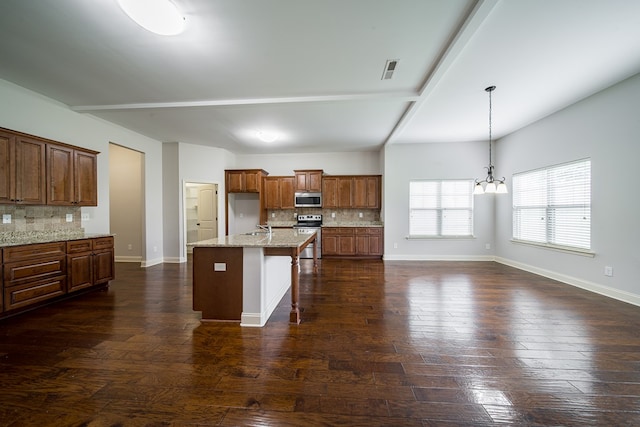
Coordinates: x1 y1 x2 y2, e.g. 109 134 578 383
114 256 142 263
383 254 494 261
495 256 640 307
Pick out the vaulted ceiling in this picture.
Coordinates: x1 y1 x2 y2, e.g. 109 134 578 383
1 0 639 154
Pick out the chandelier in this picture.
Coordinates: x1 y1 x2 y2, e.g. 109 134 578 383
474 85 507 195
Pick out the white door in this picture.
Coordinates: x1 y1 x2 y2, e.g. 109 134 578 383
197 184 218 241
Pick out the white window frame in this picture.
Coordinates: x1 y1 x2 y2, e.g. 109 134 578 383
512 159 592 254
409 180 474 238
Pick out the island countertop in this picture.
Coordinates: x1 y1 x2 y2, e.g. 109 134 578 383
189 228 316 249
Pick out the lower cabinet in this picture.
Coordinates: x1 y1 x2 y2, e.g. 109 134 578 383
2 242 67 312
66 236 115 293
1 236 114 317
322 227 383 258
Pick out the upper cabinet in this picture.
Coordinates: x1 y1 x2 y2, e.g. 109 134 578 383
264 176 295 209
47 144 98 206
294 170 323 192
0 127 99 207
0 130 46 205
226 169 267 193
322 175 381 209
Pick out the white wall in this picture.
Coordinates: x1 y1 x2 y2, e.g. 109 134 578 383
0 79 165 266
383 140 496 260
495 72 640 304
236 151 381 175
161 142 236 262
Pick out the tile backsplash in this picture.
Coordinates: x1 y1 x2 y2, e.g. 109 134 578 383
0 205 82 233
268 208 381 225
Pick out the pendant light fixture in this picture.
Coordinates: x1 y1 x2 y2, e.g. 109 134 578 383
117 0 186 36
474 85 507 195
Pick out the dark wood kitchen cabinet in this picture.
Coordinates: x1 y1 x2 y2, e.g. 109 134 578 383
226 169 267 193
264 176 295 209
322 176 353 208
2 242 67 312
294 169 323 192
322 227 383 258
0 129 47 205
47 143 98 206
66 236 114 293
1 237 114 318
322 175 381 209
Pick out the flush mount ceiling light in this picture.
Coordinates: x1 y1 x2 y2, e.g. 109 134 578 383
117 0 185 36
474 85 508 195
256 130 279 143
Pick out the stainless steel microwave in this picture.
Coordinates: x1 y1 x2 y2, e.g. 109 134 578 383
294 192 322 208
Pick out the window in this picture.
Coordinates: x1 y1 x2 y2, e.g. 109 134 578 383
512 159 591 250
409 180 474 237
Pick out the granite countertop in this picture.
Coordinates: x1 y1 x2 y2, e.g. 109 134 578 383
0 231 114 248
189 228 317 248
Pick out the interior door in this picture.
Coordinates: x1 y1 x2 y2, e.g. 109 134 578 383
197 184 218 241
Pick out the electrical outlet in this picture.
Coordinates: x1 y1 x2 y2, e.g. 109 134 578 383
127 244 133 250
331 212 336 218
393 242 398 249
604 266 613 277
271 212 275 218
2 214 11 224
66 213 73 222
358 212 363 218
485 243 491 250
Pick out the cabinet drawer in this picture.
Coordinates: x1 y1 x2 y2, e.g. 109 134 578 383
93 236 114 250
322 227 355 236
67 239 92 254
3 276 66 311
4 256 66 284
355 227 382 235
2 242 65 262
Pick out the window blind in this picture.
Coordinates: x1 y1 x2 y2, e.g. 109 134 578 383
513 159 591 250
409 180 474 237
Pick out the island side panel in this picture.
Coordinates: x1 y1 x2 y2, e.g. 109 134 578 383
192 247 243 321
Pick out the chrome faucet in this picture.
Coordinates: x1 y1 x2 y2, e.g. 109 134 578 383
256 224 272 235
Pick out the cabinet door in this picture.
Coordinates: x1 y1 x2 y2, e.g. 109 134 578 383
353 176 380 209
322 235 338 256
67 252 93 292
280 177 295 209
322 177 338 208
47 144 75 205
264 177 281 209
93 237 115 285
15 136 46 204
308 171 323 192
94 249 114 284
294 172 308 192
0 130 14 203
226 171 245 192
338 236 356 255
337 177 353 208
244 171 261 192
75 150 97 206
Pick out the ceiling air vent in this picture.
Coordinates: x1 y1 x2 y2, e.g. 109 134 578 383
381 59 399 80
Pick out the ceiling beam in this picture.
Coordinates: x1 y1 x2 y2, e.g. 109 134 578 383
70 91 419 112
383 0 499 146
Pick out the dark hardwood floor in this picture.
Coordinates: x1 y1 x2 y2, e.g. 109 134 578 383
1 259 640 426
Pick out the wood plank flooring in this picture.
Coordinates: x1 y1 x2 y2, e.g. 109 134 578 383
1 259 640 426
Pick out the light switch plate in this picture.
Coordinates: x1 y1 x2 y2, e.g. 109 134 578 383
81 213 90 221
2 214 11 224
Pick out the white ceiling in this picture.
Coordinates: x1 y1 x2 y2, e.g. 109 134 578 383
1 0 639 154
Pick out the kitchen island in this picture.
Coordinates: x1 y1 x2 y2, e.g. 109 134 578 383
190 229 317 326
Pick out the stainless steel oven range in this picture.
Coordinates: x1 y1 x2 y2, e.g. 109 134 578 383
294 214 322 259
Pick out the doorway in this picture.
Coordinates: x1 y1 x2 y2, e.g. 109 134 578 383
185 182 218 254
109 143 144 263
